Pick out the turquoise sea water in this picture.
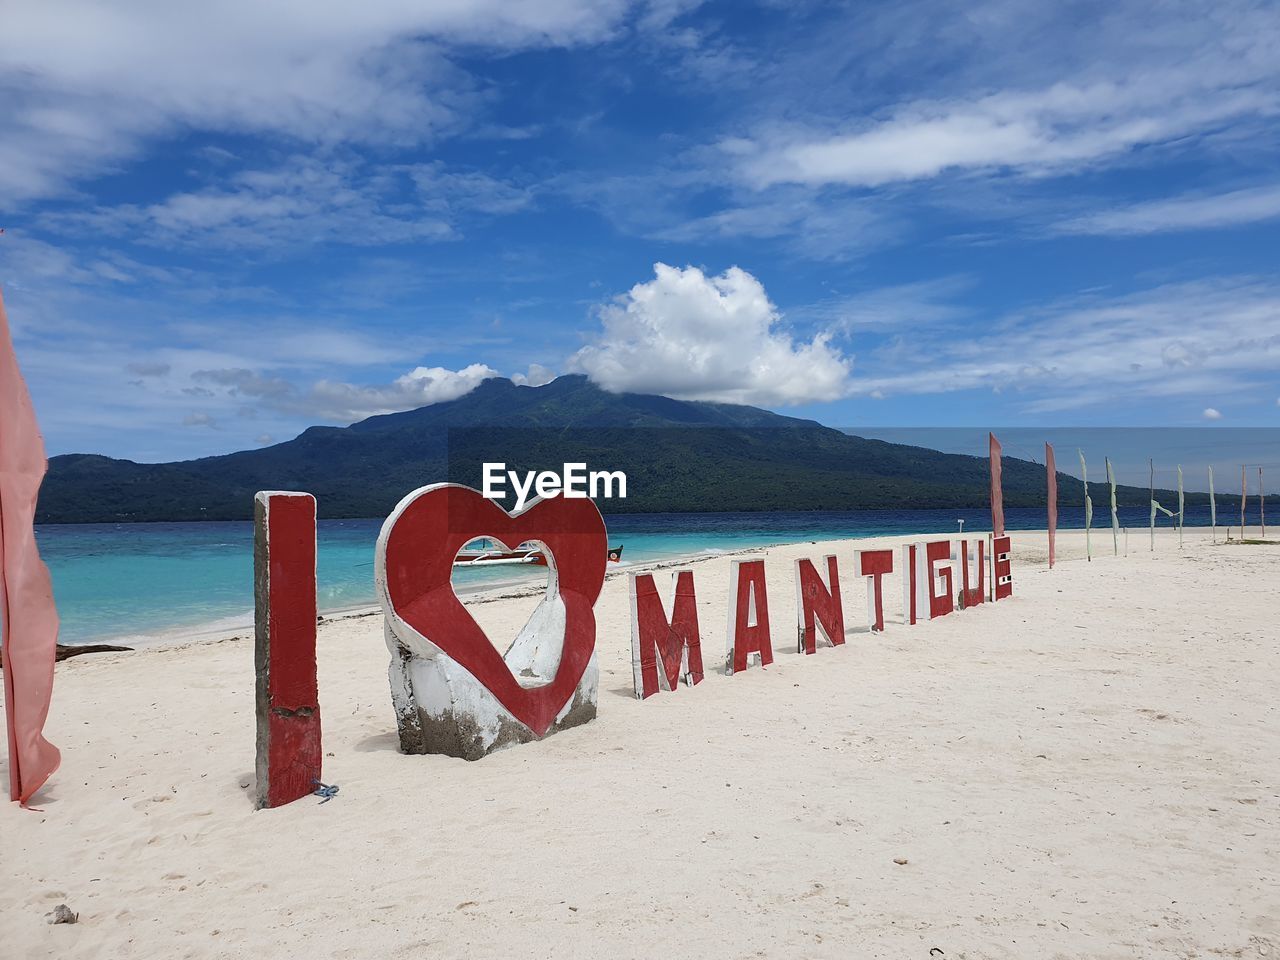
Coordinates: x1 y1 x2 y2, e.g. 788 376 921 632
34 503 1248 645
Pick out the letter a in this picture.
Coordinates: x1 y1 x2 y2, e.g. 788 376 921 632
726 557 772 675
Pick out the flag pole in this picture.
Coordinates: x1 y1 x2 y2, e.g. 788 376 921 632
1149 459 1155 551
1106 456 1118 556
1209 466 1216 543
1045 442 1057 570
1079 450 1092 562
1241 465 1247 539
1177 465 1184 550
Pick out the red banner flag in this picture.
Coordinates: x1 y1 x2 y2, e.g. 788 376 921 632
0 289 61 805
1046 442 1057 568
989 432 1004 538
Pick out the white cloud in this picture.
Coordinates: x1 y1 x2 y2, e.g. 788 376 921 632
571 263 852 405
736 79 1278 189
549 3 1280 261
0 0 635 203
637 0 705 31
306 364 498 420
1202 407 1223 420
1 237 515 457
791 276 973 333
847 276 1280 413
557 161 902 264
38 156 534 250
725 1 1280 192
1055 184 1280 236
126 361 170 377
191 362 499 423
192 368 294 400
653 189 899 262
406 163 534 216
512 363 557 387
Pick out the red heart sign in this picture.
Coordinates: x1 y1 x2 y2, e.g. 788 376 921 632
376 484 607 736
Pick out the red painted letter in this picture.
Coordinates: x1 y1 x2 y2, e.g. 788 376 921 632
902 543 918 625
924 540 954 619
378 485 606 745
953 539 985 609
726 557 772 675
991 535 1013 600
254 491 321 809
794 555 845 654
855 549 893 632
629 570 704 699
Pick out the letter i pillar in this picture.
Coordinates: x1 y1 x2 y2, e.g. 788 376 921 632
254 491 321 809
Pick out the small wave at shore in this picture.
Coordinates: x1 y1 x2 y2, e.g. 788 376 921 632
42 504 1233 646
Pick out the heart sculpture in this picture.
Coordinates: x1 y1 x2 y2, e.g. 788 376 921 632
376 484 607 742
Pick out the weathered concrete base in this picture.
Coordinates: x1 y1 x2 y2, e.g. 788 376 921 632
384 597 599 761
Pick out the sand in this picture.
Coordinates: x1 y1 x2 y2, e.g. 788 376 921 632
2 527 1278 959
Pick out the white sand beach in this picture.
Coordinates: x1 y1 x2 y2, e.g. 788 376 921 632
2 528 1278 959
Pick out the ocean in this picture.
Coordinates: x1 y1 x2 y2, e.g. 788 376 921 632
34 503 1257 646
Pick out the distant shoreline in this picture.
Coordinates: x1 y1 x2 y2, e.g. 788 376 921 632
54 537 791 653
54 524 1255 654
36 491 1270 525
33 496 1275 530
43 505 1266 650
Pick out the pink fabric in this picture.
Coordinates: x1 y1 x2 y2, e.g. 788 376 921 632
989 432 1004 538
1045 442 1057 569
0 288 61 805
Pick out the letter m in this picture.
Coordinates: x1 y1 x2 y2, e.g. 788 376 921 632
628 570 704 699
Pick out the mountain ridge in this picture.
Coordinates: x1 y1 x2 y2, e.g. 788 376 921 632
38 375 1207 523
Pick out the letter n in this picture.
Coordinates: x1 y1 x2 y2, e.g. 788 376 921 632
629 570 704 699
726 557 772 675
794 555 845 654
254 491 321 809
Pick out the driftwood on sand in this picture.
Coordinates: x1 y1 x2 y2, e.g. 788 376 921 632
0 643 134 668
54 643 133 662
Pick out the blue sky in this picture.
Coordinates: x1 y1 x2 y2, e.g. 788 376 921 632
1 0 1278 463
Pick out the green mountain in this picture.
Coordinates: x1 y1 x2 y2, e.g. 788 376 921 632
38 375 1205 523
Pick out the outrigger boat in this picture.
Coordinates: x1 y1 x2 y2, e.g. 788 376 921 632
453 538 623 567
